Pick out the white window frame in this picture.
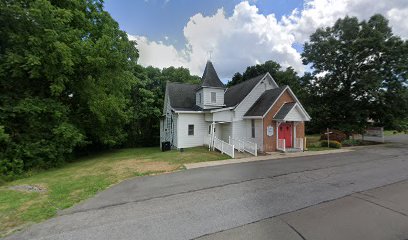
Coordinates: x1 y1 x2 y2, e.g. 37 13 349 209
211 92 216 103
188 124 194 136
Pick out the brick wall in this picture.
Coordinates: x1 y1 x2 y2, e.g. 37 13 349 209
296 122 305 138
262 89 306 152
263 90 293 152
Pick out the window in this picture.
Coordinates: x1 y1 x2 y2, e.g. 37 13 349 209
211 92 216 103
198 93 202 104
251 119 255 138
208 125 216 134
188 124 194 136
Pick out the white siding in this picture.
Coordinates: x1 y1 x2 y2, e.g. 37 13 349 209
160 117 165 143
232 120 246 140
229 74 277 152
202 88 225 108
196 89 204 108
219 123 232 142
213 110 233 122
285 105 307 121
233 75 277 121
231 119 263 151
160 94 177 147
173 114 178 148
205 113 213 122
177 113 207 148
252 119 263 151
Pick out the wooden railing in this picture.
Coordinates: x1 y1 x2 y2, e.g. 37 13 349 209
228 137 244 152
295 138 304 151
244 140 257 156
229 137 257 156
277 139 286 152
213 136 235 158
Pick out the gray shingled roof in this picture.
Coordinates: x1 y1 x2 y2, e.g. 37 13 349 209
274 102 297 120
167 82 199 110
167 73 283 112
199 61 225 89
244 86 287 117
224 74 266 107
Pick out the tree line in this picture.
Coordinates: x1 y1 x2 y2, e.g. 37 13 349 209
0 0 199 178
1 0 407 178
230 14 408 134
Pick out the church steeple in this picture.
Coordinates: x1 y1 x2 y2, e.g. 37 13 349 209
195 61 226 109
199 61 225 89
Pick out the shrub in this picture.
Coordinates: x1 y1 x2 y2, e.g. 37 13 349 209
0 100 85 178
320 129 347 142
320 140 342 148
342 139 362 146
307 142 321 148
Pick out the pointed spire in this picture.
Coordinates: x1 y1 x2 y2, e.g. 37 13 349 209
199 61 225 89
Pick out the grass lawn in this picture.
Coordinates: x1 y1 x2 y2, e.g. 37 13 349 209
305 134 320 144
307 146 333 151
383 130 407 136
305 134 323 151
0 147 229 237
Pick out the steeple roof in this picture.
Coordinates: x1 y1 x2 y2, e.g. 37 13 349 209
199 61 225 89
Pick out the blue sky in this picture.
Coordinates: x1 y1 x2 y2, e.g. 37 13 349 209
105 0 304 50
104 0 407 78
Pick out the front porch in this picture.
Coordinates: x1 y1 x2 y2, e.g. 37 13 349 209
276 121 304 153
207 121 258 158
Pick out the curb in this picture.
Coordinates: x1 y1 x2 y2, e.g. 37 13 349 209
184 148 354 169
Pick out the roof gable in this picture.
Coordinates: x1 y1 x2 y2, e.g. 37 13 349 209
166 82 200 111
199 61 225 89
224 74 266 107
273 102 296 120
243 86 287 117
244 85 311 121
274 103 310 121
283 87 312 120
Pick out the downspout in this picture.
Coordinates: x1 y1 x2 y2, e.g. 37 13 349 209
276 121 279 151
261 118 264 152
171 114 174 147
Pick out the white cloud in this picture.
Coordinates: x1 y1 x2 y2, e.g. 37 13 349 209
133 2 302 77
285 0 408 42
133 0 408 78
130 35 187 69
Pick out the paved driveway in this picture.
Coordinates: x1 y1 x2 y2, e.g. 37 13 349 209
4 135 408 240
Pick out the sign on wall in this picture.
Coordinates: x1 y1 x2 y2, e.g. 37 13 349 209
267 125 274 136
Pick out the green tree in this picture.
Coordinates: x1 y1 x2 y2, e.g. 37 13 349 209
227 60 304 97
0 0 138 176
126 66 199 147
302 14 408 134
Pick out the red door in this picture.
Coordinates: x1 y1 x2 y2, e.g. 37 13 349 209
278 123 292 148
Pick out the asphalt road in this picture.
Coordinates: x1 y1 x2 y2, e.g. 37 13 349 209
4 135 408 240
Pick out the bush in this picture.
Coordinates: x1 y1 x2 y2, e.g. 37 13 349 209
320 140 342 148
342 139 363 146
320 129 347 142
0 100 85 178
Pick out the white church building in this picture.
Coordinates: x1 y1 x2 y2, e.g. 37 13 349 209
160 61 311 156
